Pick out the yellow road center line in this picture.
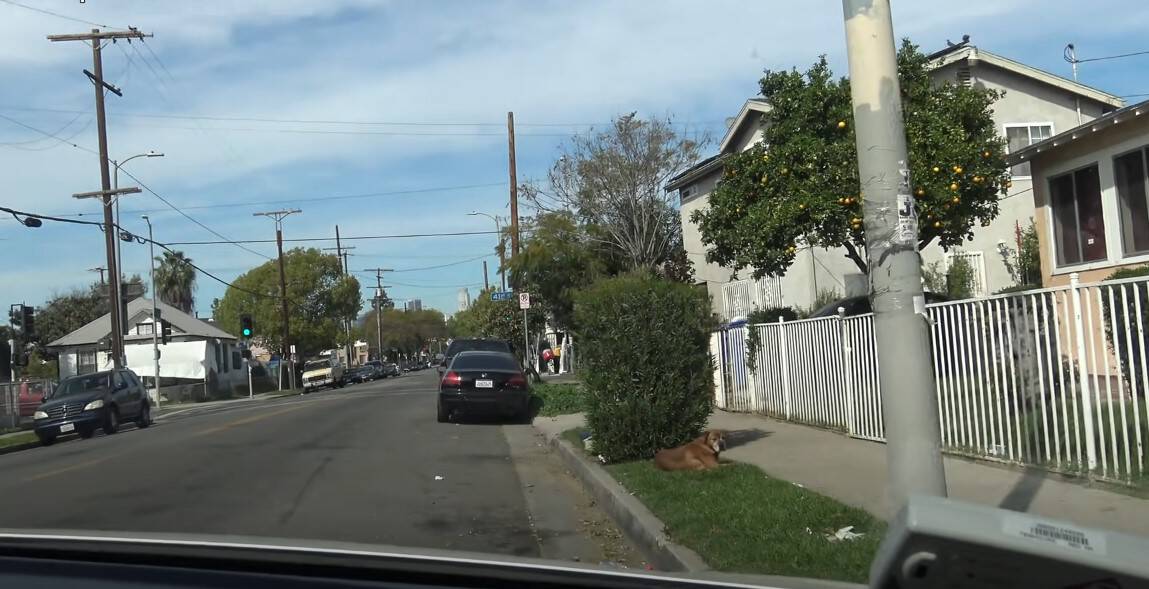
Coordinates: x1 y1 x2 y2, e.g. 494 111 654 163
24 455 114 483
192 404 310 437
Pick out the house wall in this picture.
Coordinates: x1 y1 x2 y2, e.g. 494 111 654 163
927 59 1114 294
680 171 735 314
677 57 1122 319
1030 115 1149 286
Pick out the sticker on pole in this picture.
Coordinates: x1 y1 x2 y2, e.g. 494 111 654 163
895 164 919 245
518 292 531 310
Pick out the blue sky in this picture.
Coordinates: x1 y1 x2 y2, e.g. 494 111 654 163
1 0 1147 318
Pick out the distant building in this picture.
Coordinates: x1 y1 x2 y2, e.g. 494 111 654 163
457 288 471 312
404 299 423 312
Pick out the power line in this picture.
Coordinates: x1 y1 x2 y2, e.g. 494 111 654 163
115 167 273 261
0 105 726 129
1069 48 1149 64
165 230 499 246
0 111 270 262
388 253 494 273
0 0 124 29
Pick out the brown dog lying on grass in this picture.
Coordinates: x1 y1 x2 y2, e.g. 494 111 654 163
653 430 726 471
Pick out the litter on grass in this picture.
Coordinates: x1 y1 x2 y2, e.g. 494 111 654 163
825 526 864 542
434 475 444 481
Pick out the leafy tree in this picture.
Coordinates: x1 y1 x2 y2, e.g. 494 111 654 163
212 249 361 358
693 41 1010 277
506 212 604 331
522 113 701 280
447 287 546 363
155 250 197 313
1000 220 1041 287
31 274 140 350
362 308 448 359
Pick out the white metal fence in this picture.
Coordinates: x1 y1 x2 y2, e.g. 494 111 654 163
712 273 1149 484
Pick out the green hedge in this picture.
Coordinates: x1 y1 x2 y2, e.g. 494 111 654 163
574 273 715 462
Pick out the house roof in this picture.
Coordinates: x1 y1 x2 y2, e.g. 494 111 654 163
47 297 236 348
665 153 729 192
1006 98 1149 165
928 42 1124 108
717 98 771 154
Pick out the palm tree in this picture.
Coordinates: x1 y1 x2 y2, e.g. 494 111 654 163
154 250 196 313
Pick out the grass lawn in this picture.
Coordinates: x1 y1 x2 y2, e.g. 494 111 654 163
560 428 883 582
0 431 39 449
532 383 586 417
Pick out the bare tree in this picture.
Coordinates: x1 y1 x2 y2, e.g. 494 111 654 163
522 113 703 274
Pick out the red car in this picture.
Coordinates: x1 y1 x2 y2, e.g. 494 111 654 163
18 380 55 418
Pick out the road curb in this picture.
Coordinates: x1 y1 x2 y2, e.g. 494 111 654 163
0 440 40 455
544 430 709 573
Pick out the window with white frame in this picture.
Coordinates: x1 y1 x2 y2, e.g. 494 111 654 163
77 349 98 375
1114 145 1149 256
944 251 988 298
1005 124 1053 177
136 322 154 336
1050 164 1107 266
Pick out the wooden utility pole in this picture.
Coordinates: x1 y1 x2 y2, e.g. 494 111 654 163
508 111 520 259
88 266 107 285
253 209 301 389
50 28 151 370
323 226 357 365
482 260 490 290
364 268 393 361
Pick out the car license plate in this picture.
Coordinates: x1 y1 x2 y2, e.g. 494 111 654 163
475 379 494 389
59 423 75 433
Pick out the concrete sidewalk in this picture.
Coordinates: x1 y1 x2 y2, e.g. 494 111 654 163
535 411 1149 538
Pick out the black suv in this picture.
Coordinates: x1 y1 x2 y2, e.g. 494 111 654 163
439 339 515 374
33 369 152 446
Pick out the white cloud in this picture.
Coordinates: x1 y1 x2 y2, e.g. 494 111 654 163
3 0 1149 311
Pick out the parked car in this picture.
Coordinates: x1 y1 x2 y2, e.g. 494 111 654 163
439 339 516 375
365 360 386 379
386 363 401 377
33 369 152 446
18 379 55 418
437 351 529 423
302 358 345 393
345 367 370 384
807 292 952 318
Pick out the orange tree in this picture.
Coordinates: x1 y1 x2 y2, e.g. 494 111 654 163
693 41 1010 276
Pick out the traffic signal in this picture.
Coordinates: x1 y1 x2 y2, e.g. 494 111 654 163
240 314 254 339
8 305 20 330
22 305 34 339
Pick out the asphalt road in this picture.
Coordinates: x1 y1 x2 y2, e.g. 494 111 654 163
0 371 636 564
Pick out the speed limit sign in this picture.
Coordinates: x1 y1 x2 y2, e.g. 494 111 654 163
518 292 531 310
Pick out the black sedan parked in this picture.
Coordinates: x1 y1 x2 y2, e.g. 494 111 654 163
33 369 152 446
437 351 529 423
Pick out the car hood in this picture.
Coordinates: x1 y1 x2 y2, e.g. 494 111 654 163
302 367 333 377
0 529 858 589
38 390 105 410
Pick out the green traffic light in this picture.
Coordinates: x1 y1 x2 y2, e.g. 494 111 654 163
242 328 252 337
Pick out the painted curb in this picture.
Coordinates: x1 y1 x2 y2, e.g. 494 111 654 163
546 432 709 573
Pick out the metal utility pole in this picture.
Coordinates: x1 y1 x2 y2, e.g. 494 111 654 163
507 112 520 259
51 27 151 369
142 215 161 409
253 209 301 389
111 151 163 340
841 0 947 510
364 268 393 361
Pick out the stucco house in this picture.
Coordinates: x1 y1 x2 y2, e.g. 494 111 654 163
1007 100 1149 285
671 38 1125 319
47 298 246 402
